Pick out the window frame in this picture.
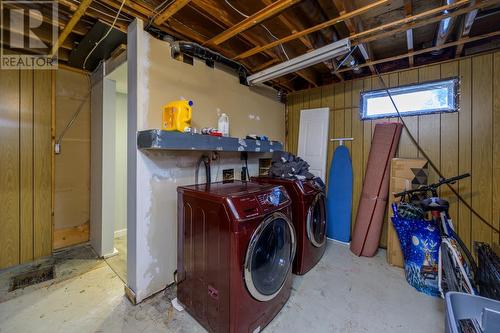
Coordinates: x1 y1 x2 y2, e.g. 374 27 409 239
359 77 460 120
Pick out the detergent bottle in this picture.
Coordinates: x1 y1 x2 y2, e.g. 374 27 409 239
162 100 193 132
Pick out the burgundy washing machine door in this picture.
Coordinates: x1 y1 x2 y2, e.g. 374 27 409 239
244 212 296 302
306 193 327 248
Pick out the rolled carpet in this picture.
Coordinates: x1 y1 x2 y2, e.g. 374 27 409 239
350 122 403 257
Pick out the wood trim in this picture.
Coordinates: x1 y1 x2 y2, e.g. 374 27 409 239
336 30 500 73
51 0 94 57
154 0 192 26
234 0 388 60
53 222 90 249
204 0 301 46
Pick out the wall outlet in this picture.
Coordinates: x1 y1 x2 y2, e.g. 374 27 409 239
222 169 234 183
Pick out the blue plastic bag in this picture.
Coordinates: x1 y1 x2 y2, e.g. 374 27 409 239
391 204 441 297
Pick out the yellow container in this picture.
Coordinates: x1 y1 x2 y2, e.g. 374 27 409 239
162 100 193 132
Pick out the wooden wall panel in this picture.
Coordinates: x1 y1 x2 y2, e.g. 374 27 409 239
286 51 500 250
33 70 53 258
397 69 419 158
0 70 20 268
471 54 493 245
418 65 441 184
458 58 473 250
493 53 500 244
0 69 52 269
322 84 334 176
440 61 460 239
20 71 34 263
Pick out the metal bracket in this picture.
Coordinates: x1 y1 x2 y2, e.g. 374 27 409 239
330 137 354 146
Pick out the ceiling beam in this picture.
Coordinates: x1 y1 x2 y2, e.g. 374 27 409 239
261 0 314 49
455 6 479 57
352 0 496 46
332 0 375 74
404 0 414 67
192 0 321 86
51 0 93 57
4 2 87 36
153 0 192 26
336 29 500 73
260 0 343 81
204 0 302 46
234 0 388 60
58 0 128 32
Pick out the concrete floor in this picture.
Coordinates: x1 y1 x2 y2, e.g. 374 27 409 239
107 236 127 282
0 241 444 333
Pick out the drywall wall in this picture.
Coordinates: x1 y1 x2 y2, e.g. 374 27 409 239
115 92 128 234
127 19 284 302
286 51 500 250
54 68 91 249
90 67 117 257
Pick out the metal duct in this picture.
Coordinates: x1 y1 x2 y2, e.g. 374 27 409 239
171 41 249 84
432 0 459 54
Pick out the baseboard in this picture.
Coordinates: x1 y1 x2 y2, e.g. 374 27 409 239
114 228 127 239
124 285 137 305
327 238 350 246
103 248 119 259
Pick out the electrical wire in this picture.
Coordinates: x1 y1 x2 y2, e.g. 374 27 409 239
370 65 500 235
82 0 127 70
146 0 175 29
224 0 289 61
67 0 131 22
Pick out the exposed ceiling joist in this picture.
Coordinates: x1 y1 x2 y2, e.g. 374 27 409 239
260 0 343 82
51 0 93 57
234 0 388 60
332 0 375 74
353 0 497 46
192 0 321 87
336 29 500 73
153 0 192 26
261 0 314 50
455 6 479 57
204 0 301 47
404 0 414 67
59 0 128 32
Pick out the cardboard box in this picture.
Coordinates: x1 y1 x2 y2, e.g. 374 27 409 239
387 158 429 267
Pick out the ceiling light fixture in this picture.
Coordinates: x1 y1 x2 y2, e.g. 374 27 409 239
247 38 351 85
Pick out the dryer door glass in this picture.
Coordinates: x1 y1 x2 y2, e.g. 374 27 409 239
245 213 296 302
307 194 327 248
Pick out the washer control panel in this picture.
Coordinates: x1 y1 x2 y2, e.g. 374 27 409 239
257 187 289 213
229 186 289 220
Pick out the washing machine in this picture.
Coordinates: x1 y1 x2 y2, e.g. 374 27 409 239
251 177 327 275
177 181 296 333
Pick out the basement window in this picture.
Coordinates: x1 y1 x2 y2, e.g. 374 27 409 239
360 77 459 120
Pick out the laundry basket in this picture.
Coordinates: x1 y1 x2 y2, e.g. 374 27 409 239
445 292 500 333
